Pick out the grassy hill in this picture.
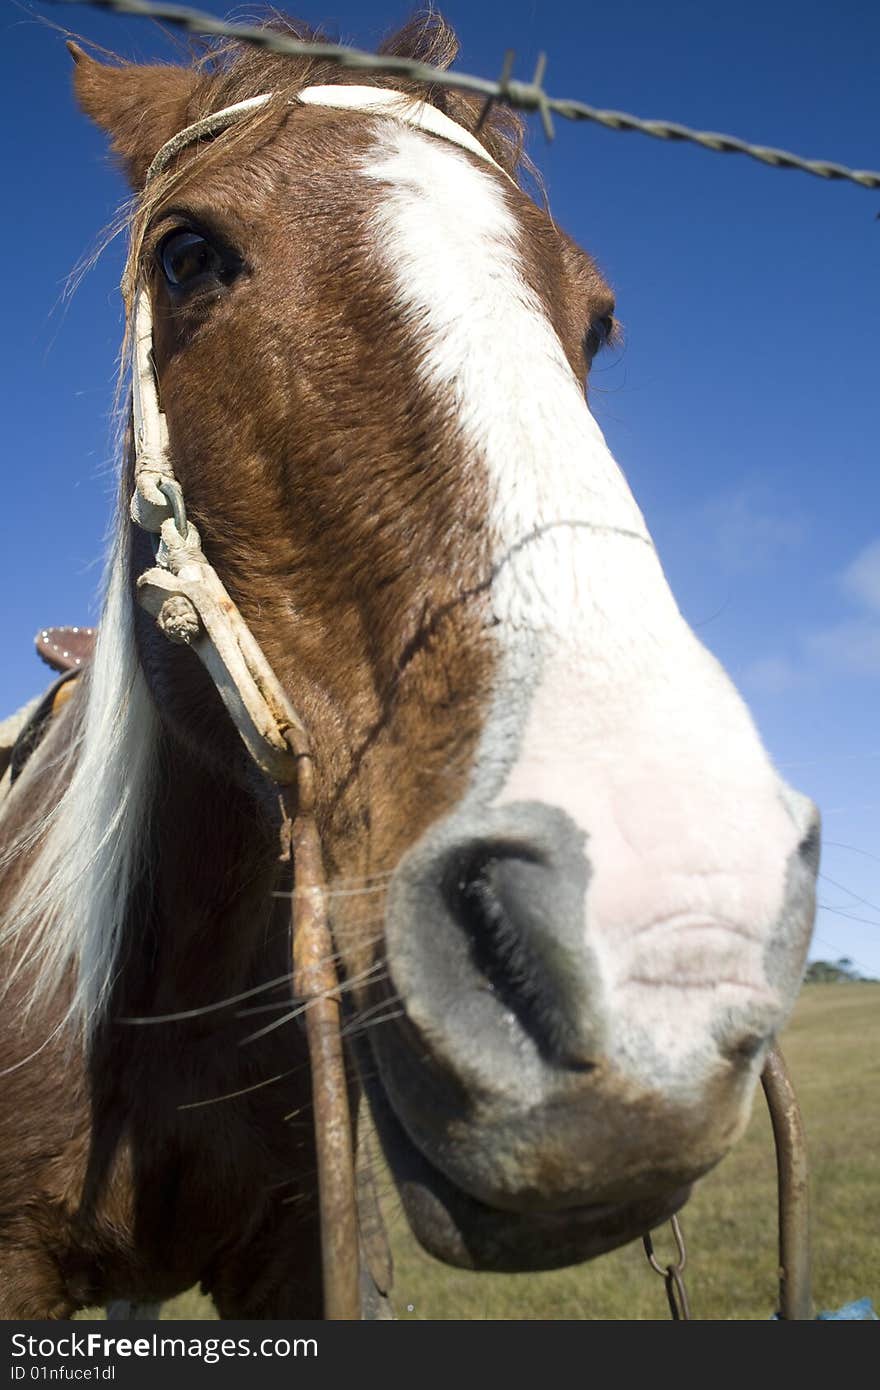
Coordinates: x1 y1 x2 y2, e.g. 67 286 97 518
386 981 879 1319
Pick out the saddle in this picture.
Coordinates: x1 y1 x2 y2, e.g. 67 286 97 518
0 627 96 787
36 625 96 675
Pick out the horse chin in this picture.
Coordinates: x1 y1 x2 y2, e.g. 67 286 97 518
399 1178 689 1273
359 1054 690 1273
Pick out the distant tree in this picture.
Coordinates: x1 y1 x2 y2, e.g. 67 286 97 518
804 957 867 983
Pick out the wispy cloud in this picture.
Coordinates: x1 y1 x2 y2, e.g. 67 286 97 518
806 617 880 676
840 539 880 615
744 536 880 690
740 655 804 695
803 538 880 676
696 487 808 575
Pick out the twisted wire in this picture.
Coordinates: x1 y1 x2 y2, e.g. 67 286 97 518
51 0 880 191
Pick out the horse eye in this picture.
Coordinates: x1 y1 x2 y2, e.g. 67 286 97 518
158 229 227 289
585 315 614 362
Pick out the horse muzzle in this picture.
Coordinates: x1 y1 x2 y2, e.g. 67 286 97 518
362 796 818 1268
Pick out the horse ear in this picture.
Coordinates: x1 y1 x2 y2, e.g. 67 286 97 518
379 12 459 69
68 42 200 188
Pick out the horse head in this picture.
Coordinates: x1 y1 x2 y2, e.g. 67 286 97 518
69 14 817 1273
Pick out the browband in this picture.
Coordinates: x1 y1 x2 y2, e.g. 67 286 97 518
146 83 510 184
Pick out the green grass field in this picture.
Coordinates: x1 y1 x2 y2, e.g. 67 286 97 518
86 982 879 1321
386 981 879 1320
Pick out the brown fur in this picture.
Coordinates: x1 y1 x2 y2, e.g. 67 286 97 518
0 13 616 1316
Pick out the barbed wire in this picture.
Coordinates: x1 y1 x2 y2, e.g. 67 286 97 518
52 0 880 192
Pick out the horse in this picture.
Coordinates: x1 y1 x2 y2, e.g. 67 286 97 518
0 12 819 1319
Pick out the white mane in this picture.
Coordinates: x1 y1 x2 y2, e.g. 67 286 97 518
0 508 160 1043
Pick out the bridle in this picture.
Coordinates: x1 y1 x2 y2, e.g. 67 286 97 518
131 84 509 783
127 85 813 1321
129 84 509 1322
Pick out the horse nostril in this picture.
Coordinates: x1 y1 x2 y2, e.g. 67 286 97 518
443 845 595 1071
797 819 821 874
718 1030 772 1066
452 849 538 1001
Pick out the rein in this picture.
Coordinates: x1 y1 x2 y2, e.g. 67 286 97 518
129 84 507 1322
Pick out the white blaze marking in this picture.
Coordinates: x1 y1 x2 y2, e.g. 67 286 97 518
363 126 652 636
362 127 810 1079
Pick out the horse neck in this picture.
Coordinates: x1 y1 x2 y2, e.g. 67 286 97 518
112 488 285 996
115 714 288 1025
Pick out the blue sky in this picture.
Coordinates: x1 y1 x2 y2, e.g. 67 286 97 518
3 0 879 975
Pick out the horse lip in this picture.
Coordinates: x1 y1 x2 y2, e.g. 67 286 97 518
355 1038 690 1272
627 912 761 942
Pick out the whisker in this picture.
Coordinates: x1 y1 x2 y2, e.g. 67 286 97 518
120 973 293 1025
810 936 876 978
272 879 393 902
177 1068 300 1110
819 873 880 915
234 973 394 1019
119 927 390 1026
341 992 403 1030
236 999 305 1019
239 961 388 1045
824 841 880 865
342 1008 406 1038
818 904 880 929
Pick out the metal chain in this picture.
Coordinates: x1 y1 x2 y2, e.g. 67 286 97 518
643 1214 691 1320
53 0 880 191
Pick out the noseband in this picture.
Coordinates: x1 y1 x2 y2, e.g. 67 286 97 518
129 86 506 1322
